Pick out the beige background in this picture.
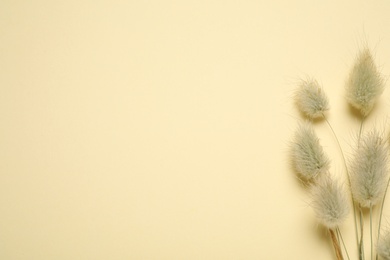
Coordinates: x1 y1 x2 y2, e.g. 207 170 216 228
2 1 390 259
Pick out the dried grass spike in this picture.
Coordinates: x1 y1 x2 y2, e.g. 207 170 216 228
291 122 330 181
295 78 329 119
311 176 350 229
345 48 384 116
350 130 389 207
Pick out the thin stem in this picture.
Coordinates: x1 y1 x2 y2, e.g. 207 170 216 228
337 227 351 260
357 116 365 260
360 207 365 260
323 116 348 174
337 228 341 243
370 203 373 260
323 114 360 255
376 176 390 260
330 228 344 260
358 117 365 147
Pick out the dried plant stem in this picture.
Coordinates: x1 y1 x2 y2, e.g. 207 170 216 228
337 229 341 242
358 117 365 147
376 176 390 260
360 207 365 260
357 117 365 260
323 114 360 255
337 227 351 260
370 203 373 260
330 228 344 260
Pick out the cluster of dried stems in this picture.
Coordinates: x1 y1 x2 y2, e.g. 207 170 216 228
291 47 390 260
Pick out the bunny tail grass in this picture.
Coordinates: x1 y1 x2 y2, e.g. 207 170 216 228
291 122 330 181
295 78 329 119
311 176 350 229
377 230 390 260
350 130 389 208
345 48 384 117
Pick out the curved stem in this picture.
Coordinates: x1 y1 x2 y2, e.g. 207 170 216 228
323 114 360 255
323 116 349 177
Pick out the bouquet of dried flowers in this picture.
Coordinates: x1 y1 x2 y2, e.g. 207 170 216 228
290 47 390 260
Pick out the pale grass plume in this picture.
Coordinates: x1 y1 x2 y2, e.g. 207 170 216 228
378 229 390 260
291 122 330 181
350 130 389 208
345 48 384 116
311 175 350 229
295 78 329 119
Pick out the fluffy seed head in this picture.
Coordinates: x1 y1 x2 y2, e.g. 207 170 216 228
345 48 384 116
295 78 329 119
291 122 330 180
311 176 350 229
350 130 389 207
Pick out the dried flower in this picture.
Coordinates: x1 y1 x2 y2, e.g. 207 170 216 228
377 230 390 260
311 176 350 229
291 122 330 180
350 130 389 207
345 48 384 116
295 78 329 119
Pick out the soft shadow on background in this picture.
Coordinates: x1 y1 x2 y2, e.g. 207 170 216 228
1 1 390 259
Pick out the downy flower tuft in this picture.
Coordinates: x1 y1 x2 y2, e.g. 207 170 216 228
291 122 330 181
311 176 350 229
378 230 390 260
350 130 389 207
295 78 329 119
345 48 384 116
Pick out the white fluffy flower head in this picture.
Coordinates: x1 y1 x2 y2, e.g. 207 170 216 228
345 48 384 116
295 78 329 119
350 130 389 207
311 176 350 229
291 122 330 181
